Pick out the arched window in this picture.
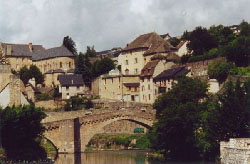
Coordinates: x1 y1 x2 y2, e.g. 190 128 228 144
125 69 129 75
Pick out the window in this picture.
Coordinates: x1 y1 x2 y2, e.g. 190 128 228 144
104 79 106 85
111 78 113 84
148 78 150 82
149 94 151 100
125 60 129 65
69 62 72 68
60 62 62 68
144 58 146 63
77 86 80 90
134 58 138 64
148 84 150 90
66 86 69 91
134 68 138 74
135 87 137 92
125 69 129 75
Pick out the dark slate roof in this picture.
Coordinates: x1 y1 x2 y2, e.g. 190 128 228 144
44 69 65 74
123 83 140 87
154 66 189 80
1 43 45 57
32 46 74 61
58 74 84 86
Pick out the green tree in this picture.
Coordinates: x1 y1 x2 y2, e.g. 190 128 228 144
29 65 44 84
75 52 92 85
187 27 218 56
63 36 77 55
0 105 47 161
208 61 236 83
196 79 250 159
19 65 44 85
239 20 250 36
223 36 250 67
149 77 208 160
86 46 96 57
19 66 31 84
92 57 115 77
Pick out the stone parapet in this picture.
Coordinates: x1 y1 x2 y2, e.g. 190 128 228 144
220 138 250 164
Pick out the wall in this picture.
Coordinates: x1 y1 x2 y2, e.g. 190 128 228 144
118 49 146 75
220 138 250 164
61 85 88 99
140 61 174 104
99 75 140 102
100 119 148 134
185 57 226 81
8 56 32 71
35 100 66 110
33 56 74 74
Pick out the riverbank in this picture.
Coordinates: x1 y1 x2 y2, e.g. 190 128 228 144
86 134 150 151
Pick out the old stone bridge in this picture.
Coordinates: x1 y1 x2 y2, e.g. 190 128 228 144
42 109 155 153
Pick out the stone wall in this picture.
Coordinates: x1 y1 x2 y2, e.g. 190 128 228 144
184 57 226 81
220 138 250 164
92 99 153 111
100 119 148 134
35 100 66 110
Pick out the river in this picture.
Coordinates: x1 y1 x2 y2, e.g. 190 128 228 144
54 150 215 164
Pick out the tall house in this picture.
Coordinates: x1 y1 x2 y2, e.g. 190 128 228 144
118 32 175 76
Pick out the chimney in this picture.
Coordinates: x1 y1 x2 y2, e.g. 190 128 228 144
28 43 32 52
7 45 12 55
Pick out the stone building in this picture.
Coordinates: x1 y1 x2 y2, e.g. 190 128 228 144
0 42 75 87
98 69 141 102
139 60 174 104
58 74 88 99
153 66 190 95
0 42 45 71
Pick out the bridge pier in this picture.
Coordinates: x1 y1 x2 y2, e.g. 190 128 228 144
44 118 81 153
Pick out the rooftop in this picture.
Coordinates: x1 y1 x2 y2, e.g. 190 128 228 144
0 42 45 57
154 66 189 80
32 46 74 61
58 74 84 86
141 60 160 77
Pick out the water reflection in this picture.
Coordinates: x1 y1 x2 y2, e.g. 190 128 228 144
54 150 214 164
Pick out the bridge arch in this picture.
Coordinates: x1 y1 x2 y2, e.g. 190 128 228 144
43 110 155 153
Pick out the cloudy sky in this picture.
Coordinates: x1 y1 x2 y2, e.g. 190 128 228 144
0 0 249 52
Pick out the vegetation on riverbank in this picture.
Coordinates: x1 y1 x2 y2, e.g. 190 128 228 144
87 134 150 150
148 77 250 161
0 105 47 161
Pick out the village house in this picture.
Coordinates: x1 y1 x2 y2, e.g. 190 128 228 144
98 69 140 102
98 32 178 102
175 40 189 57
153 66 190 95
58 74 88 99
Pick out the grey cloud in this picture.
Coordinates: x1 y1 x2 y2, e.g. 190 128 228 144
0 0 250 52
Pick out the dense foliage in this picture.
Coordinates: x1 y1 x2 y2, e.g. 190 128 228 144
63 36 77 55
64 96 93 111
208 61 236 83
196 79 250 159
0 105 47 161
75 47 115 85
19 65 44 85
149 77 250 160
181 21 250 67
149 77 208 160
